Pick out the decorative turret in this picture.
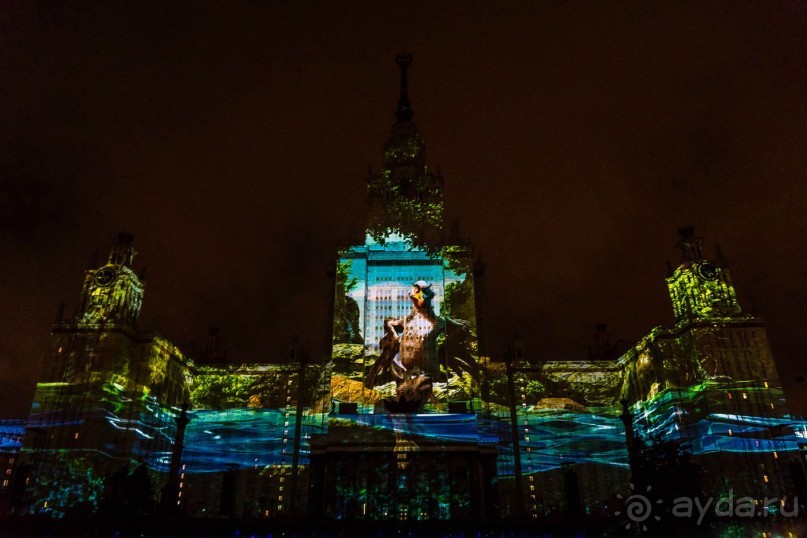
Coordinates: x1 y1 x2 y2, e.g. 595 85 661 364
75 232 144 327
366 53 444 249
666 227 742 325
382 52 426 173
675 226 704 262
108 232 136 266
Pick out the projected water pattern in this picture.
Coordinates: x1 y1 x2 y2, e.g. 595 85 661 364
20 386 807 479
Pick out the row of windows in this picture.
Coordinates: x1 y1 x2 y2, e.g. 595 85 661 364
373 275 435 283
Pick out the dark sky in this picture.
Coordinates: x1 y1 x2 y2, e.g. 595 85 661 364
1 2 805 418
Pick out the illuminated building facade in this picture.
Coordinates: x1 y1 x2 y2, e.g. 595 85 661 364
2 55 806 532
618 227 800 502
0 420 25 515
312 53 498 521
312 55 807 524
11 236 324 517
12 235 190 516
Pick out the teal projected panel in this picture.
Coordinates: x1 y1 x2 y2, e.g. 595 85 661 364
331 233 478 414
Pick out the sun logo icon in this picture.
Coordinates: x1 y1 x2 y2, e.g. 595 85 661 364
614 483 663 531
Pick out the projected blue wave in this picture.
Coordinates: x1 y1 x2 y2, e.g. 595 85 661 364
23 383 807 478
139 409 327 473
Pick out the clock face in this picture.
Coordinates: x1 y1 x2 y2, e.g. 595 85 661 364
94 267 117 287
696 262 718 281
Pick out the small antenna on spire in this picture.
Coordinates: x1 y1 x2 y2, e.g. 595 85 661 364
395 51 413 122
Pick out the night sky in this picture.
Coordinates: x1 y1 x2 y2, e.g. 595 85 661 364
1 2 805 418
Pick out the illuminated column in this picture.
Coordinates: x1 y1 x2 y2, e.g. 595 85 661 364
504 343 525 518
619 399 641 487
160 403 190 512
473 256 488 358
517 373 539 518
289 339 307 517
279 381 292 514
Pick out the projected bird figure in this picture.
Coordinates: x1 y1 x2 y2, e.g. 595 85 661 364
366 281 478 412
390 281 441 374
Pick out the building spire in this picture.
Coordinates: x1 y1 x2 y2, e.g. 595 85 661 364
367 52 443 249
395 52 413 122
675 225 704 262
108 232 137 267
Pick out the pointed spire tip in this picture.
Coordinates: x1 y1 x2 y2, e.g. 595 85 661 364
395 51 414 122
395 51 412 67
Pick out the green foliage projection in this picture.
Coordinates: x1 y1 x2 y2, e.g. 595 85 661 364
190 365 324 410
190 370 255 409
331 343 365 378
333 260 363 345
441 245 472 275
436 370 477 401
667 263 741 324
78 266 143 327
442 279 476 333
366 169 443 252
27 454 105 517
485 372 545 407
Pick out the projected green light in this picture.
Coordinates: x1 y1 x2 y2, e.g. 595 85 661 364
667 262 741 324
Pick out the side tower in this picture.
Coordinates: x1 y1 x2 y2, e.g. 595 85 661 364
17 234 189 517
620 227 796 502
665 226 781 384
75 233 144 328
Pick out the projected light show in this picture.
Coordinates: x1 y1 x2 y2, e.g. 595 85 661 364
331 233 478 414
8 159 802 534
2 10 806 535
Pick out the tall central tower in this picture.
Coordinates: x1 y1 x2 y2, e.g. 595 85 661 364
311 58 499 523
330 55 480 414
366 53 444 250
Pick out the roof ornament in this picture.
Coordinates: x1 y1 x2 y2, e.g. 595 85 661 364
395 52 413 122
675 225 704 262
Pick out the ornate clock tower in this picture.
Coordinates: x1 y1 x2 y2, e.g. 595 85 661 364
666 226 742 326
76 233 144 327
656 226 781 386
19 233 189 516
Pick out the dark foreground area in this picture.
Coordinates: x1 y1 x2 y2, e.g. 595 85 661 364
1 516 806 538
